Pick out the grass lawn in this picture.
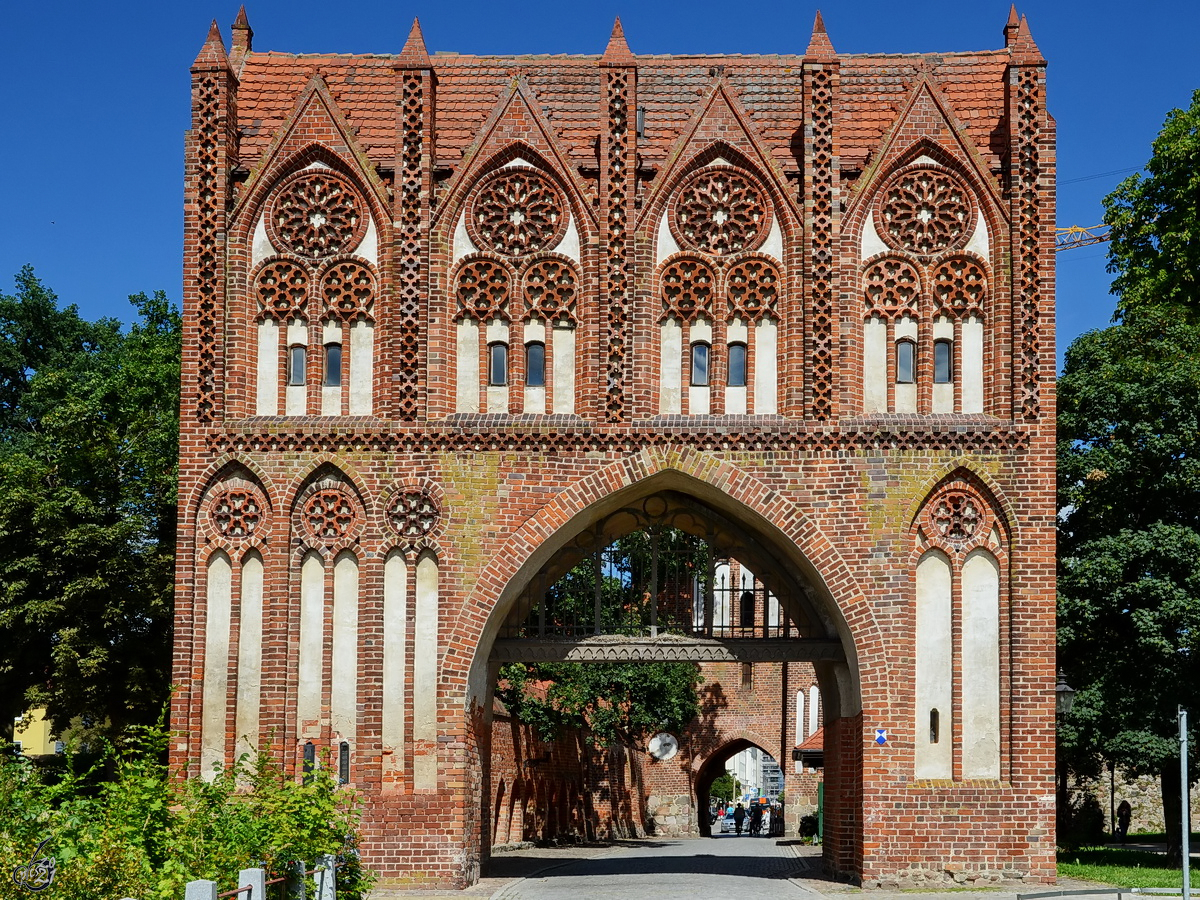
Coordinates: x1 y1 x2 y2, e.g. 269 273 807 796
1057 847 1200 888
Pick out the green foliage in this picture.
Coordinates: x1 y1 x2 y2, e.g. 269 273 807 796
0 268 180 740
708 772 736 803
1104 89 1200 321
497 660 701 747
1057 848 1200 889
0 722 371 900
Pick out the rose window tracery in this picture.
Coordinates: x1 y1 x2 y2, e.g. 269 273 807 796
303 489 358 542
321 260 375 321
933 256 988 314
267 170 368 259
862 258 920 315
255 259 309 321
672 168 770 256
467 169 567 258
876 168 972 258
660 258 714 323
386 490 440 543
928 491 983 543
726 258 780 321
523 259 578 324
210 489 262 538
455 258 510 322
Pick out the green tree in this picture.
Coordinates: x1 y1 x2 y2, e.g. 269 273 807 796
1057 313 1200 863
1104 89 1200 320
0 268 180 742
709 772 736 803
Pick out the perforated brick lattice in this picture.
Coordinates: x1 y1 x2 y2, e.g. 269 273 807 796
194 74 221 423
321 260 376 321
671 168 770 256
603 68 630 422
930 491 982 542
523 258 578 325
862 257 920 317
726 257 780 322
1016 68 1042 420
660 257 714 323
268 170 367 259
468 169 567 257
396 72 425 421
876 168 971 259
255 258 309 321
303 489 357 541
807 66 835 419
455 258 510 322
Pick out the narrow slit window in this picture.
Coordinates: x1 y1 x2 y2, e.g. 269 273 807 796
895 339 915 384
741 662 753 689
934 340 953 383
338 741 350 784
488 342 508 386
324 343 342 387
929 708 940 744
525 342 545 387
691 342 710 386
728 342 748 387
288 345 307 387
302 741 316 784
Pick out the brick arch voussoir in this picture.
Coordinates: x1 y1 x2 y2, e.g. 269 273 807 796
186 454 279 522
845 139 1006 263
903 460 1016 546
642 141 799 249
690 730 780 777
449 447 887 710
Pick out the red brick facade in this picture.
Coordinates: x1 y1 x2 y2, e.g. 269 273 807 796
174 9 1057 889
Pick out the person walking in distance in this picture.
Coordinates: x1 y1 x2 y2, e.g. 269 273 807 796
1116 800 1132 844
733 802 746 835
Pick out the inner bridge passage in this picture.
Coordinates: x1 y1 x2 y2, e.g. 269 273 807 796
488 835 820 900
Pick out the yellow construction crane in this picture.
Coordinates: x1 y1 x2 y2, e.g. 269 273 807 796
1056 224 1111 252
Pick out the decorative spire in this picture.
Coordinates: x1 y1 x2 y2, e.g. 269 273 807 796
1010 13 1045 65
193 19 229 69
805 10 836 59
398 17 431 68
601 16 635 65
1003 5 1020 47
231 6 253 64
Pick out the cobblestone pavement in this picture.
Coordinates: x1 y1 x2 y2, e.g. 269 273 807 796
487 833 821 900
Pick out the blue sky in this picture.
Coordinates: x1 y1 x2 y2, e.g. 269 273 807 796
1 0 1197 368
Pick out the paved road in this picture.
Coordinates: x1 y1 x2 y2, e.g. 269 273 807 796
490 833 819 900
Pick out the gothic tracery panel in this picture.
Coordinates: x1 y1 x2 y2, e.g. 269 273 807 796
302 488 360 543
659 257 714 323
321 259 376 321
455 257 511 322
467 168 567 258
523 258 578 325
670 168 771 256
862 257 920 318
726 257 780 322
254 258 309 321
932 256 987 315
876 167 972 259
267 169 368 259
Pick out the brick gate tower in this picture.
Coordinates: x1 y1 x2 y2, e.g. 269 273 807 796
174 8 1057 888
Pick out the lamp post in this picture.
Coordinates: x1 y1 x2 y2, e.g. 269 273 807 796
1056 671 1076 846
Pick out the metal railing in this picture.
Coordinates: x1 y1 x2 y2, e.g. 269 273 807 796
1018 889 1200 900
186 855 341 900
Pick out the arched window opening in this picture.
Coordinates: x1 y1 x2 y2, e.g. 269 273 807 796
691 341 710 386
728 342 748 387
739 590 755 626
488 342 509 386
324 343 342 387
287 345 307 387
896 339 915 384
934 339 953 383
525 341 546 387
